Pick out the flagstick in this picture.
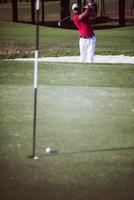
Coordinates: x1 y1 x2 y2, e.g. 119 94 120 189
32 0 40 160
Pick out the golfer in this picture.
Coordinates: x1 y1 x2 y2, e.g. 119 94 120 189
72 2 96 63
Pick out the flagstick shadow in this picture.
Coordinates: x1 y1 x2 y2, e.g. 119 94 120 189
43 146 134 157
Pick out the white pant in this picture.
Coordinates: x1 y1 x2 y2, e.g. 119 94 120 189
79 36 96 63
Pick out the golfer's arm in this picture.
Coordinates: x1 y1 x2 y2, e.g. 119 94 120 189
79 6 90 20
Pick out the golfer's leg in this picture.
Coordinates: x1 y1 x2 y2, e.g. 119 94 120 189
79 38 86 62
87 36 96 63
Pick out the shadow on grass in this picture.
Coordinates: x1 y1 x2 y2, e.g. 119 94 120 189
41 146 134 157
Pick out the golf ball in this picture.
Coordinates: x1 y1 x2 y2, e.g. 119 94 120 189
45 147 51 153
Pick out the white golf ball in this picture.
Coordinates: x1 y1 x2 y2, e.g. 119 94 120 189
45 147 51 154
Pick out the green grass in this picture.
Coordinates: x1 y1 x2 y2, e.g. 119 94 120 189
0 61 134 87
0 1 134 58
0 22 134 58
96 26 134 55
0 2 134 199
0 60 134 200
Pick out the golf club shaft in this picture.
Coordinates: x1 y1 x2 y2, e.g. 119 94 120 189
58 15 72 23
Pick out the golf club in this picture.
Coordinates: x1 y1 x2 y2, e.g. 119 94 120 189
58 15 72 26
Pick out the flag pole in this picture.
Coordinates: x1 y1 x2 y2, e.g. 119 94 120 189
32 0 40 160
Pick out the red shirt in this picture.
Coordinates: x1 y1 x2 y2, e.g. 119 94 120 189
73 14 94 37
